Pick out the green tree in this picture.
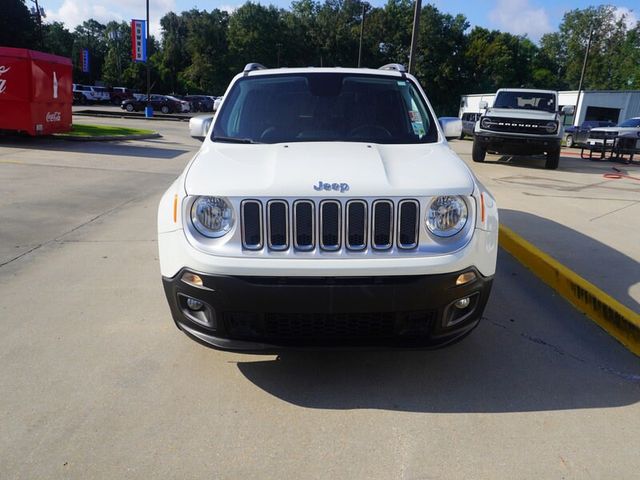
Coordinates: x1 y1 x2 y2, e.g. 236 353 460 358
0 0 37 48
227 2 284 71
413 5 469 115
73 19 107 84
180 9 230 94
541 6 637 90
158 12 189 92
42 22 75 58
102 21 131 87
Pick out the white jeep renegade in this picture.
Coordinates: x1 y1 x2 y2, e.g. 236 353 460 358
158 64 498 351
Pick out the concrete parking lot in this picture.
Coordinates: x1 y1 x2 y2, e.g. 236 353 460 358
451 139 640 312
1 118 639 479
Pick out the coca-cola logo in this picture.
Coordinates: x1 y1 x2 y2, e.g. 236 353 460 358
46 112 61 122
0 65 10 94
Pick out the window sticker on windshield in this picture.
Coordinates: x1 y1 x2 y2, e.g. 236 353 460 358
397 81 406 86
412 122 425 136
409 110 422 123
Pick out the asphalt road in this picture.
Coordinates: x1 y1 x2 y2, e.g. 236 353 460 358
1 120 639 479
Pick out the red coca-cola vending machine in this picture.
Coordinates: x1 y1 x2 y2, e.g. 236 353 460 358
0 47 72 136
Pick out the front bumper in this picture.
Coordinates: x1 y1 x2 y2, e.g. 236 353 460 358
475 132 561 155
162 268 493 351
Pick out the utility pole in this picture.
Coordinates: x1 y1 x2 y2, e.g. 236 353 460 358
357 5 367 68
146 0 151 103
574 27 594 126
408 0 422 74
31 0 45 49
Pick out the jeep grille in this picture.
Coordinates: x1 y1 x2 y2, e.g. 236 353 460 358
241 198 420 252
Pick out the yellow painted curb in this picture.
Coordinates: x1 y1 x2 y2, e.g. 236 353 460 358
499 224 640 356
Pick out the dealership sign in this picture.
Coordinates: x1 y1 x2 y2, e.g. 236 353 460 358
131 20 147 62
79 49 90 73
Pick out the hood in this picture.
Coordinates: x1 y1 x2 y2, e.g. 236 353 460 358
590 126 639 134
486 108 557 121
185 142 475 197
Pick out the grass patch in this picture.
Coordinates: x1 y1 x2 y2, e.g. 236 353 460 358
58 124 155 138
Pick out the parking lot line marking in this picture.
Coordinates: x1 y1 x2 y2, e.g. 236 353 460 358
499 224 640 357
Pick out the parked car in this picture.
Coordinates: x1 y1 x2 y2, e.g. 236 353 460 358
185 95 215 112
586 117 640 149
473 88 574 169
109 86 134 105
158 63 498 351
72 84 101 104
564 120 616 148
460 112 480 138
120 94 190 114
88 86 110 103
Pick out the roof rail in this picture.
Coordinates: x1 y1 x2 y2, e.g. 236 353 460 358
379 63 406 73
243 63 267 74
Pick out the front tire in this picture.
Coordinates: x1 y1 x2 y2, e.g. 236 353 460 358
545 148 560 169
472 140 486 162
125 104 134 112
161 105 170 114
565 135 574 148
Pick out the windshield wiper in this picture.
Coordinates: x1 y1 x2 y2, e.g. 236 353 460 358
212 136 261 144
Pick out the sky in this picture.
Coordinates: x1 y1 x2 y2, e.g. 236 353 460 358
40 0 638 43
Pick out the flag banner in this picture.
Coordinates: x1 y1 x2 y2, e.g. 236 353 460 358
131 20 147 62
80 48 90 73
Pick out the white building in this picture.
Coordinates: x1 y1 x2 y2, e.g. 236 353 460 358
459 90 640 126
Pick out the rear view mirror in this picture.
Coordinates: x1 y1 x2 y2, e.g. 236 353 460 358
438 117 462 141
479 101 488 110
189 114 214 141
561 105 575 116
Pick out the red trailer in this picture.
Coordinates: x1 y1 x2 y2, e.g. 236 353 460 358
0 47 72 136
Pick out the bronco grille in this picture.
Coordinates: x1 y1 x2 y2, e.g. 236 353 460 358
241 199 420 252
482 117 556 135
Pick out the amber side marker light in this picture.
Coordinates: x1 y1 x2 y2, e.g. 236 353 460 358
480 193 486 223
173 194 178 223
456 271 477 286
181 272 204 287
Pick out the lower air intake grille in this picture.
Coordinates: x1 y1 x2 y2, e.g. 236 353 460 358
224 310 437 343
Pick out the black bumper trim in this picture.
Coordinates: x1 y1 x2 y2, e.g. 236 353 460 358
162 269 493 351
475 133 561 155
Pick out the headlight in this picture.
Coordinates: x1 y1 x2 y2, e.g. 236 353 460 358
545 121 558 133
426 196 468 237
480 117 493 129
191 196 234 238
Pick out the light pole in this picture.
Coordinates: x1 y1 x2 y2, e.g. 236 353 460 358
146 0 151 104
357 4 367 68
574 27 594 126
408 0 422 74
108 29 122 85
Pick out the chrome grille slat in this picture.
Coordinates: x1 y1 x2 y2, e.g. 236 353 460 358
241 200 263 250
372 200 394 250
320 200 341 251
267 200 289 250
397 199 419 249
346 200 367 250
293 200 315 250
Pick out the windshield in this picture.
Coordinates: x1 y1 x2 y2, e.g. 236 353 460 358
493 91 556 112
618 118 640 128
212 73 438 144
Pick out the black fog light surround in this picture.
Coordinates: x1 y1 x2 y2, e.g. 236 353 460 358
178 293 217 330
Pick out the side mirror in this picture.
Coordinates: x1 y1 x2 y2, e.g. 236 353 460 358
189 114 214 141
479 101 488 110
561 105 575 116
438 117 462 141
